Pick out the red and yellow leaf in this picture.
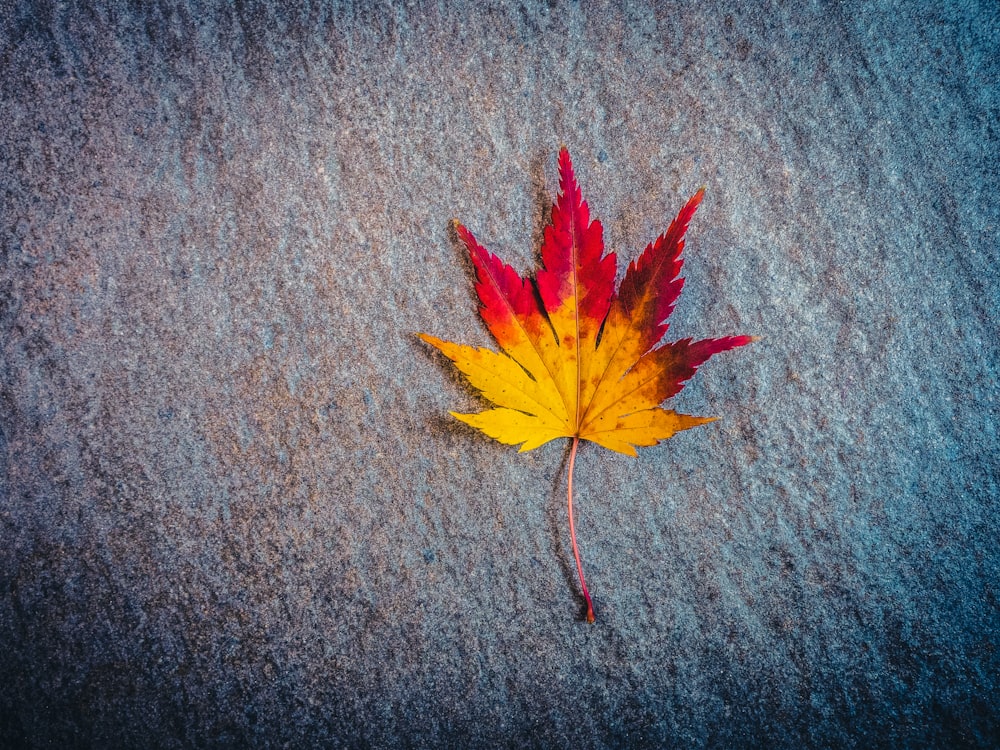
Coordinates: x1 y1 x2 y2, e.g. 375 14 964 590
419 148 755 621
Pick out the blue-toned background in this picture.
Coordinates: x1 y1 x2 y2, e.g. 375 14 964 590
2 1 998 747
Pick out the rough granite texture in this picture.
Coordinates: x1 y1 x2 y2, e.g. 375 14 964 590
1 1 998 748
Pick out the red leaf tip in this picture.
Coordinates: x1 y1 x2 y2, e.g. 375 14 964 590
557 148 580 197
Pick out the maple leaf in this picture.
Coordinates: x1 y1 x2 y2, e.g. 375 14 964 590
419 148 754 622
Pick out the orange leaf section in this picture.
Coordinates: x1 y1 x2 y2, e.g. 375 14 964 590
419 148 753 456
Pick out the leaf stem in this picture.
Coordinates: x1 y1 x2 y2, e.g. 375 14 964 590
567 436 595 623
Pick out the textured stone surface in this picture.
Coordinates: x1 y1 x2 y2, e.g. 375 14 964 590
1 1 998 747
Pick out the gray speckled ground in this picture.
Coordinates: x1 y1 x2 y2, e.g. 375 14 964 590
2 1 999 747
